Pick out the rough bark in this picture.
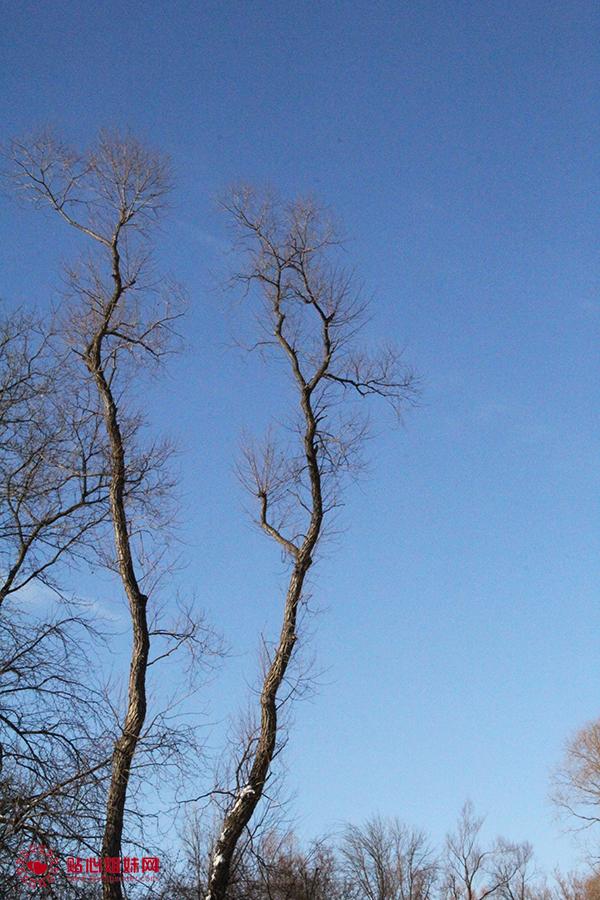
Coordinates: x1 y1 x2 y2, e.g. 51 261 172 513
205 513 321 899
84 238 150 900
206 313 324 900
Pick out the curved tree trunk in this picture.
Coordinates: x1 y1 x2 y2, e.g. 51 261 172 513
206 387 323 900
85 245 151 900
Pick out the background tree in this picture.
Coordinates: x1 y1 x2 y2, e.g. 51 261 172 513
552 871 600 900
341 816 438 900
153 804 566 900
0 305 116 894
0 608 111 899
242 830 346 900
442 802 532 900
0 307 110 607
553 720 600 842
491 840 536 900
204 189 417 900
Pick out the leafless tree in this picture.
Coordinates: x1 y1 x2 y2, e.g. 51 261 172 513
442 802 531 900
340 816 438 900
0 605 112 897
132 801 583 900
492 840 536 900
204 189 417 900
0 305 118 890
172 813 351 900
553 720 600 842
526 871 600 900
9 129 195 900
244 829 346 900
0 307 110 607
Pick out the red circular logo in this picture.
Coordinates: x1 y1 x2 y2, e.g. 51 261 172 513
16 843 60 889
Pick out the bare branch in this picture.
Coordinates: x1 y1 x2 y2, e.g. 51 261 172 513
205 189 418 900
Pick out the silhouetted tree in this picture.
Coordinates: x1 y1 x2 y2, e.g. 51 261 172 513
204 189 417 900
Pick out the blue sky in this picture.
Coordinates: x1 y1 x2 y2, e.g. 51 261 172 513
2 0 599 873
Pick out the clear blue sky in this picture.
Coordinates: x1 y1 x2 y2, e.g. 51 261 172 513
2 0 599 873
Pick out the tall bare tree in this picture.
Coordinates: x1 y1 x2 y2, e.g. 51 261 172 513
204 189 417 900
10 130 187 899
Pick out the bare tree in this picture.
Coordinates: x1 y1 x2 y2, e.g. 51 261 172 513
443 802 494 900
553 720 600 841
138 800 572 900
172 813 350 900
0 300 206 895
0 606 111 895
0 307 110 607
492 841 536 900
340 816 437 900
442 802 531 900
10 129 189 900
204 189 417 900
551 871 600 900
0 305 118 889
246 829 346 900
